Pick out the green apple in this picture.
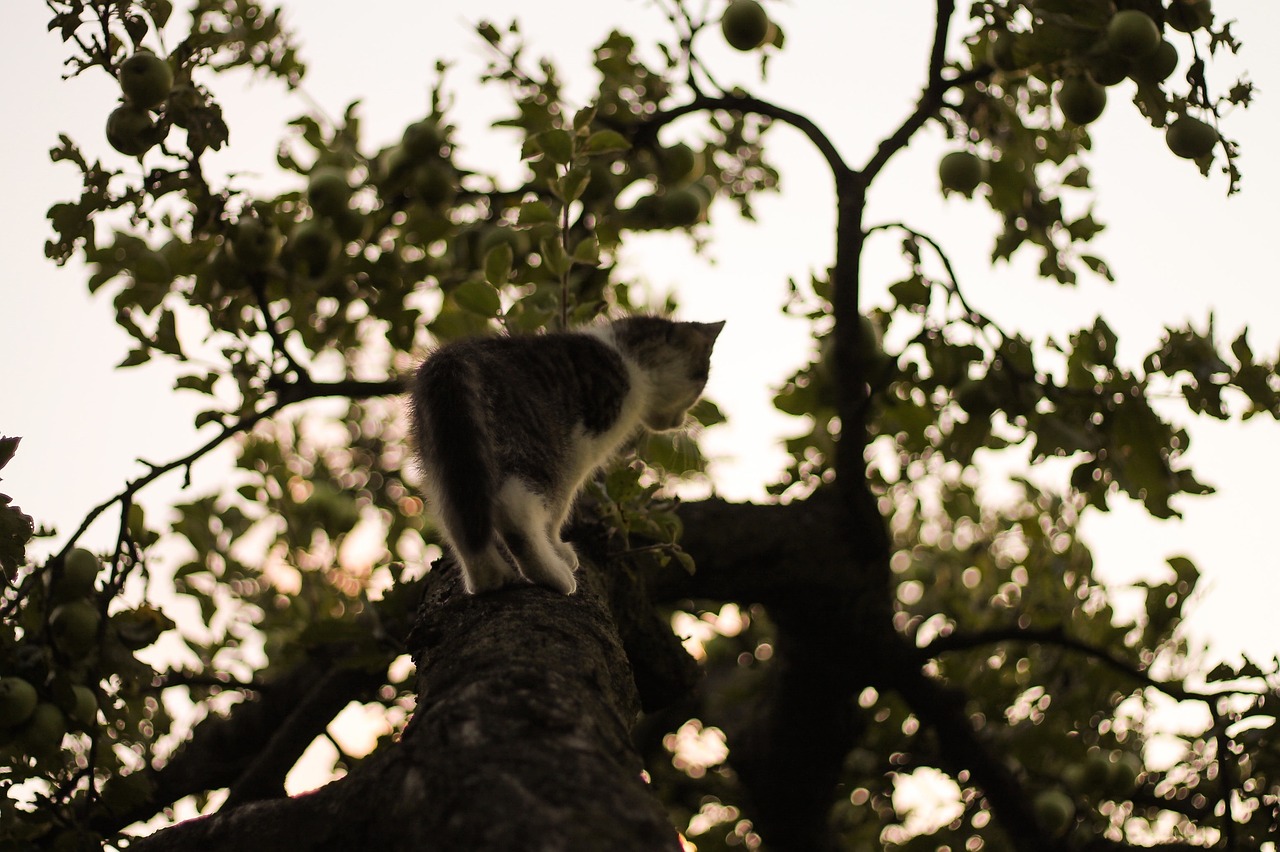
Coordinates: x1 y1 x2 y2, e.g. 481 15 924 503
1086 48 1131 87
68 685 99 729
938 150 987 195
1107 11 1161 59
721 0 770 51
17 702 67 756
411 162 457 207
1167 0 1212 34
1166 115 1217 159
231 216 281 269
106 105 162 157
401 119 445 160
118 51 173 109
1033 789 1076 836
289 220 340 277
58 548 100 600
1106 751 1142 796
1131 40 1178 83
0 677 39 728
307 166 353 218
1056 76 1107 124
658 142 703 184
660 187 705 227
50 600 102 658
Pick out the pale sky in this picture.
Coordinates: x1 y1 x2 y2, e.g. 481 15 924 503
2 1 1278 674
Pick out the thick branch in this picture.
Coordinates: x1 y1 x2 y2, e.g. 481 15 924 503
127 557 680 852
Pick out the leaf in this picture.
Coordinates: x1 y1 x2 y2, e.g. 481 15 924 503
0 436 18 472
537 129 575 165
517 200 557 226
484 243 514 286
118 347 151 369
583 130 630 155
889 276 931 312
571 236 600 266
452 280 502 317
175 374 218 395
152 310 185 359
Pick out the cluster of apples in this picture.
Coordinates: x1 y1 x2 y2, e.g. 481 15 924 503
106 51 176 157
942 2 1220 196
1 548 172 768
0 550 103 762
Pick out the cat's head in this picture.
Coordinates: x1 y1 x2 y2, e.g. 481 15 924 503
609 317 724 432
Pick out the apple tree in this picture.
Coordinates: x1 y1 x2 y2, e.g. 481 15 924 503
3 0 1280 850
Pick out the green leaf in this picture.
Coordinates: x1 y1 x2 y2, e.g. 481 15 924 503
484 243 514 286
152 310 184 359
452 280 502 317
0 436 18 472
583 129 630 155
571 235 600 266
537 129 575 165
119 347 151 369
518 200 557 226
175 374 218 395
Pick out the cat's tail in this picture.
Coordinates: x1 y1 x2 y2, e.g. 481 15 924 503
410 350 495 555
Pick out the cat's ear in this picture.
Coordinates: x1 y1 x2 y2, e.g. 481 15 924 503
695 320 726 342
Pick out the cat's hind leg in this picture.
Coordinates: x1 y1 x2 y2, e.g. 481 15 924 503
495 479 578 595
455 541 520 594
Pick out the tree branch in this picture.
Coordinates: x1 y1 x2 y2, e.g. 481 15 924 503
127 556 681 852
922 624 1263 705
645 92 853 183
861 0 964 182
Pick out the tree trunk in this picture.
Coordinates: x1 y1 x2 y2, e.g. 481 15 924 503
128 556 681 852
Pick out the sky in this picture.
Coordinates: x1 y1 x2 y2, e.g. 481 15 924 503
2 0 1278 685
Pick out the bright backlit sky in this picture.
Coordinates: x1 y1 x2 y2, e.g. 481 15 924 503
2 1 1278 675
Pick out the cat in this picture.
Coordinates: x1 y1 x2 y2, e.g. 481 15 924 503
410 316 723 595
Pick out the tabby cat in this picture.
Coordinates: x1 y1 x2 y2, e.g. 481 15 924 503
410 316 723 594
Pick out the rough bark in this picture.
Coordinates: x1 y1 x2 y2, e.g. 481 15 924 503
128 557 680 852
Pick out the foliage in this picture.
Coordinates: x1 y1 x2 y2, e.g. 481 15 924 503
2 1 1278 850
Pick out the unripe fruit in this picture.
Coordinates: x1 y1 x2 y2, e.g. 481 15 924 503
401 119 444 160
50 600 102 658
289 220 340 277
1107 751 1142 796
1057 76 1107 125
721 0 770 51
58 548 100 599
939 150 987 195
1107 11 1161 59
411 163 457 207
1167 0 1213 34
69 686 100 729
1132 40 1178 83
307 166 353 218
0 677 39 728
1033 789 1076 836
18 702 67 756
1086 49 1131 87
231 217 281 269
658 142 703 184
118 52 173 108
661 187 706 227
1166 116 1218 159
106 105 162 156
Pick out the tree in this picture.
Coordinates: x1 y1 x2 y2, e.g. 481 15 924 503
3 0 1278 849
